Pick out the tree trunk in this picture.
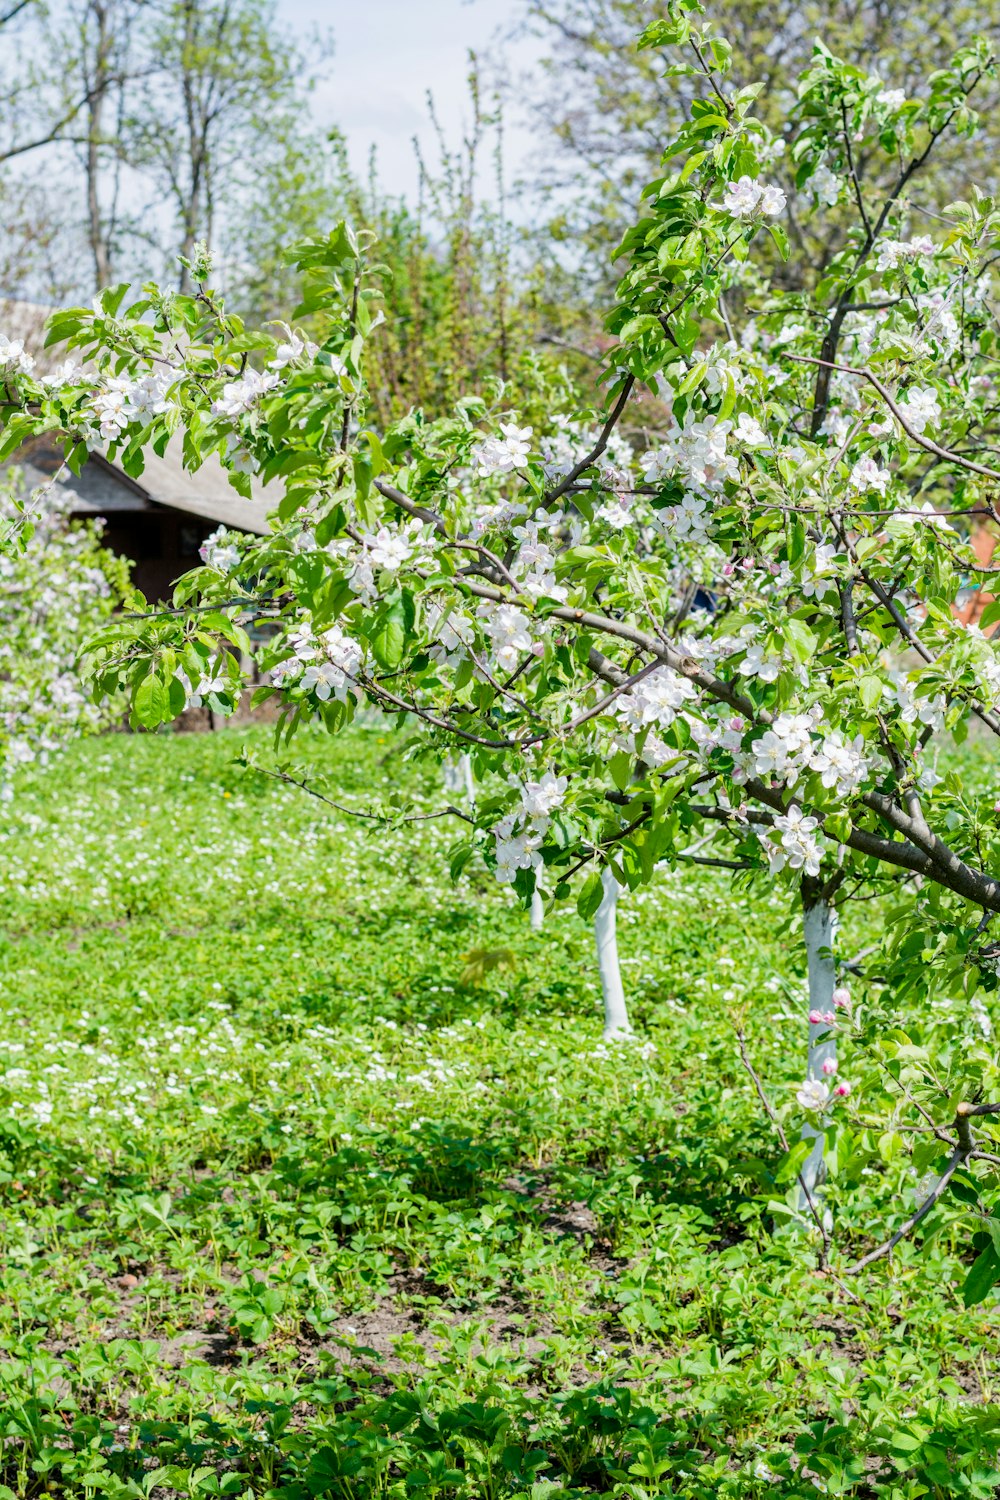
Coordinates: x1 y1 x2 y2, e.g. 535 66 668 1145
595 866 630 1037
800 876 838 1203
530 886 544 931
84 0 114 290
442 753 475 803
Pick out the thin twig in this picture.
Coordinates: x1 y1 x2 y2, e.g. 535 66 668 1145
733 1026 831 1267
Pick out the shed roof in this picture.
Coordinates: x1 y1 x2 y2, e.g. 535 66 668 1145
94 442 274 536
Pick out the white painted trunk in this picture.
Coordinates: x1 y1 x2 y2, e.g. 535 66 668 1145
442 753 475 804
530 887 544 931
800 897 838 1203
595 867 630 1038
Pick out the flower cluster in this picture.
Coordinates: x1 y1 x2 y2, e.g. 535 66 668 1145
211 367 281 419
199 526 242 572
721 176 787 218
492 770 568 885
92 370 178 440
0 333 35 375
271 621 364 703
763 806 824 877
641 412 738 496
471 423 533 478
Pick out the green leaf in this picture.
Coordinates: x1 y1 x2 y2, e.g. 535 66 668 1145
133 673 168 729
962 1244 1000 1308
609 750 633 791
577 871 605 922
775 1139 811 1184
782 618 817 663
370 597 408 672
768 224 789 261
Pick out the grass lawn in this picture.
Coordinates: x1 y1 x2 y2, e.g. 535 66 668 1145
0 723 997 1498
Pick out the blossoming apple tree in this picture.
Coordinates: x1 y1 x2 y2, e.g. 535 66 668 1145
0 394 126 791
6 2 1000 1274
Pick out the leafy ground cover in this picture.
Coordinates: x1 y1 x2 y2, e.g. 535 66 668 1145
0 724 998 1498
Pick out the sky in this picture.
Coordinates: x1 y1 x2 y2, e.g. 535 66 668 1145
276 0 541 200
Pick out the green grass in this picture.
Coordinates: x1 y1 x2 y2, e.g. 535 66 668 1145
0 723 998 1498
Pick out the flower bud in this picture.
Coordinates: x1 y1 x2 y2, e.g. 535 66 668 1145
832 986 851 1009
836 1080 852 1097
821 1057 838 1076
808 1009 824 1024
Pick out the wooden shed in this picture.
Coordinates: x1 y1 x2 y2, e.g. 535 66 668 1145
16 435 271 601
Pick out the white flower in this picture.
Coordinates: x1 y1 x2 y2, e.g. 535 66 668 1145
896 385 941 436
848 455 890 495
721 177 785 219
737 643 781 682
494 830 542 883
124 370 178 424
39 358 83 389
734 413 768 447
819 409 852 446
471 422 533 477
758 183 787 216
199 526 240 572
722 175 762 218
211 367 280 418
766 804 823 876
614 666 696 732
808 732 868 796
595 494 634 530
298 624 362 702
0 334 35 375
92 376 134 439
477 601 535 672
366 526 413 571
797 1078 830 1111
518 770 568 820
300 660 345 700
800 542 839 600
806 162 840 207
877 87 907 110
753 729 792 780
427 606 475 668
225 433 258 475
184 673 229 709
269 330 319 370
875 237 935 273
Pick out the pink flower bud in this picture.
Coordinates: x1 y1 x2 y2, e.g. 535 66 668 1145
821 1057 838 1076
836 1081 852 1097
823 1011 837 1025
832 987 851 1009
531 642 545 656
808 1009 824 1025
722 561 736 577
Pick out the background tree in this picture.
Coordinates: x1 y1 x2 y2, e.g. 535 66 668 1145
511 0 1000 328
0 0 339 302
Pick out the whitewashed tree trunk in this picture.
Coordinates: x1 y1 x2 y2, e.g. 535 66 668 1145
800 882 838 1205
442 753 475 804
530 886 544 931
595 867 630 1038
